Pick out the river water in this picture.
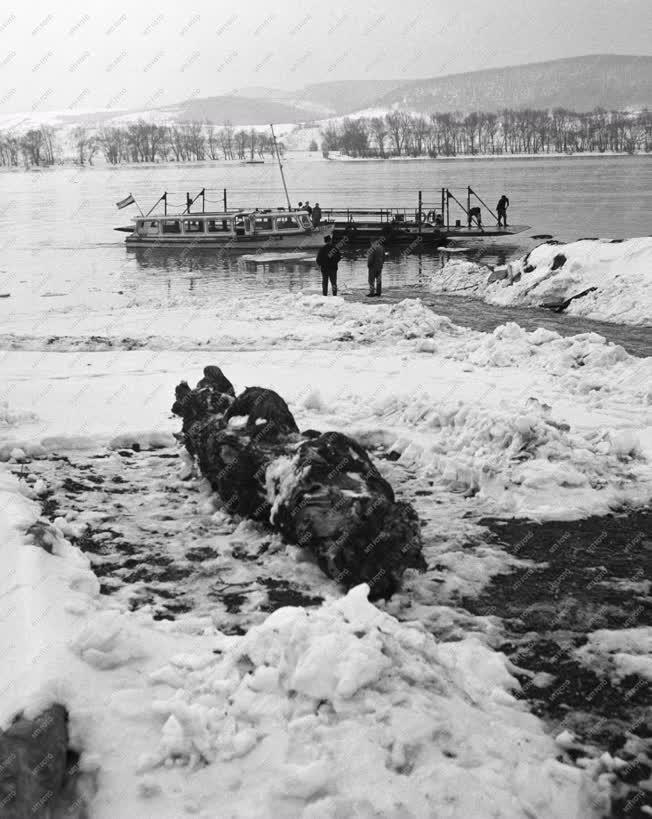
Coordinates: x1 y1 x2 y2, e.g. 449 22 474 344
0 155 650 351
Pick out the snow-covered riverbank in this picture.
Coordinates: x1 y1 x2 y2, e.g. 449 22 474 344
1 290 650 817
432 237 652 327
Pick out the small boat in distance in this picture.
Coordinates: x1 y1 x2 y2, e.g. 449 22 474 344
117 209 332 250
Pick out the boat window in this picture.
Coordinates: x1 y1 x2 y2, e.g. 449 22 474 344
136 221 144 230
149 221 158 228
254 216 274 231
207 219 231 233
161 220 181 234
299 215 312 228
183 219 204 233
275 215 300 230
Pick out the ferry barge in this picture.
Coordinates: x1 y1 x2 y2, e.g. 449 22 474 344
325 188 529 244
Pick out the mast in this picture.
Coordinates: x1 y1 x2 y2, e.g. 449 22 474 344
270 124 292 211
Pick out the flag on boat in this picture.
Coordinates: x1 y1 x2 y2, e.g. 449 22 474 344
116 193 135 209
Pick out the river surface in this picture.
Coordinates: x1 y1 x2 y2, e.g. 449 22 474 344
0 156 650 350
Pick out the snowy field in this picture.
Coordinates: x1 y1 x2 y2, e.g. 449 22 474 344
432 237 652 327
1 289 651 817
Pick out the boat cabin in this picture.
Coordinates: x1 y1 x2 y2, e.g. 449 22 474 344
131 209 314 239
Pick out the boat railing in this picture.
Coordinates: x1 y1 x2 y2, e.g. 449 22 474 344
140 187 505 232
319 187 502 231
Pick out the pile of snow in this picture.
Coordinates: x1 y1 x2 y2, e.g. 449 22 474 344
139 585 600 818
0 467 604 818
448 321 652 403
366 391 647 519
0 294 462 354
576 628 652 683
0 400 38 428
431 238 652 326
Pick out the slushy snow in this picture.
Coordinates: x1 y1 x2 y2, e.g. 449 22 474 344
0 470 605 818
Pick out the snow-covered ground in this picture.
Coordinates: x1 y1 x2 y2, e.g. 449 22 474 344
432 238 652 327
1 289 650 816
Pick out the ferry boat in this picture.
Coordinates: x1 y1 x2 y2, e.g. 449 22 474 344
117 209 332 250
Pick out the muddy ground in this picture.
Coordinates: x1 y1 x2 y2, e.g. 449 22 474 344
11 444 652 819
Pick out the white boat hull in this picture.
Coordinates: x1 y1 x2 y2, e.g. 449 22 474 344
125 227 333 251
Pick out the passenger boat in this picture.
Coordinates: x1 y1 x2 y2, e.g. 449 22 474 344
117 209 332 250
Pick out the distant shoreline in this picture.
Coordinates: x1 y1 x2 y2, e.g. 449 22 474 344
0 150 649 173
324 151 650 162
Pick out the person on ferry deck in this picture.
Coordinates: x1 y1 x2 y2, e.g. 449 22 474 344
468 206 482 228
304 200 313 217
497 194 510 227
316 235 341 296
312 203 322 227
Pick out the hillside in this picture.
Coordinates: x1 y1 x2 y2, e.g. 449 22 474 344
296 79 413 116
370 55 652 114
2 54 650 134
156 95 324 126
169 56 652 123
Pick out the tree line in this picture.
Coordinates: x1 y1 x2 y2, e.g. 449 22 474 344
319 108 651 157
0 121 285 167
0 108 649 168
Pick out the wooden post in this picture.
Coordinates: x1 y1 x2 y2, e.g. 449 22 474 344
163 191 167 216
201 188 205 213
467 186 471 224
446 189 450 228
223 188 227 212
186 192 192 213
418 190 422 236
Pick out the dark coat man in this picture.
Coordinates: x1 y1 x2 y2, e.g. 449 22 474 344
316 235 341 296
367 240 386 297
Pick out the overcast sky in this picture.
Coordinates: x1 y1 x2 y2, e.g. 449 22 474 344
1 0 650 114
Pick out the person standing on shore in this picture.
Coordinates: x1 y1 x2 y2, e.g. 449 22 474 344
497 194 510 228
316 235 341 296
366 237 386 297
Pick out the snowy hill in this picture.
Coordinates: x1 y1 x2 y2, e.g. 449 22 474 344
2 55 650 134
370 54 652 114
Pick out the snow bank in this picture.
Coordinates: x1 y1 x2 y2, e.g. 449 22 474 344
0 294 461 354
1 313 651 517
0 400 38 428
431 238 652 326
575 628 652 683
0 467 604 819
365 390 648 520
